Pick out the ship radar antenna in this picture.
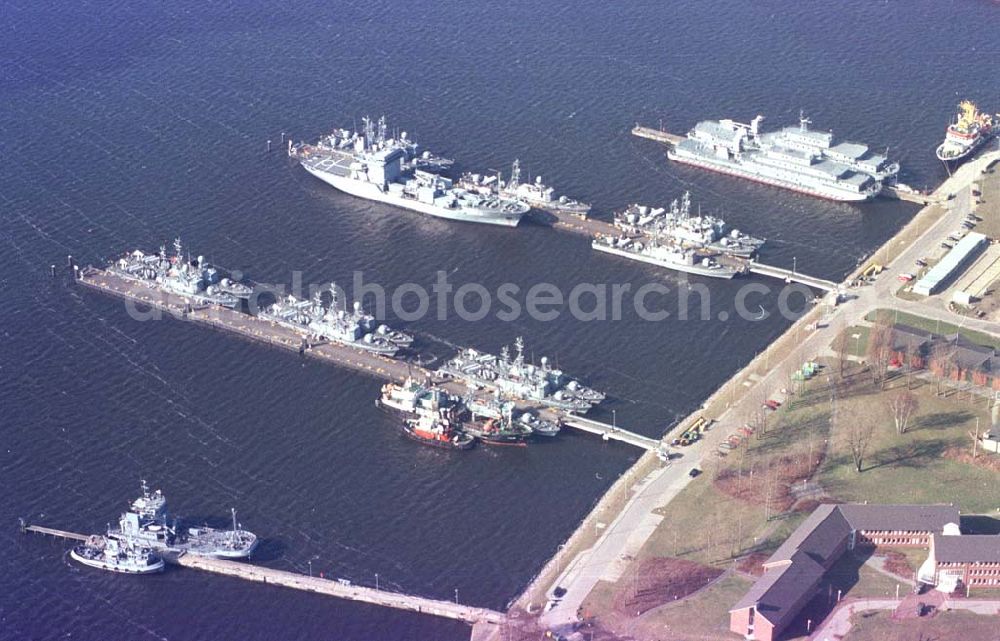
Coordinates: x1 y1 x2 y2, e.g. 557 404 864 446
500 344 510 363
231 507 238 533
173 237 182 258
377 115 387 146
140 478 149 496
508 159 521 190
514 336 525 365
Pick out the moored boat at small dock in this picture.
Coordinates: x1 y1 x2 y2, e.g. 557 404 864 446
70 534 165 575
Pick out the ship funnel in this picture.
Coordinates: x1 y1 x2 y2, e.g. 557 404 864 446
197 255 205 266
353 301 362 312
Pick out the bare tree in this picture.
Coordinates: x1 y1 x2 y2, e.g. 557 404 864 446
866 314 895 390
932 342 959 396
837 396 877 473
887 390 919 435
832 322 852 380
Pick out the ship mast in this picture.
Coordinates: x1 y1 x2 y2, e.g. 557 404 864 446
508 159 521 191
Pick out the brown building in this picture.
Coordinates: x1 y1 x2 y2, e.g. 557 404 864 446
925 534 1000 591
729 504 960 641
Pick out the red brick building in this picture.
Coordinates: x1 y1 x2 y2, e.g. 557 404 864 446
729 504 960 641
924 534 1000 591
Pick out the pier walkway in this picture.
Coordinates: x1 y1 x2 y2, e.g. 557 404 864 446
558 415 663 451
176 554 504 625
22 524 89 542
747 261 840 292
631 125 684 146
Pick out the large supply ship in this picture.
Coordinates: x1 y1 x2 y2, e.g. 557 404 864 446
110 481 258 560
109 238 246 308
70 535 165 574
593 234 740 279
290 116 529 227
613 192 765 258
936 101 996 163
437 337 604 412
668 113 899 201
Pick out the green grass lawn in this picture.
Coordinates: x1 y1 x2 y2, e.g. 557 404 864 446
842 609 1000 641
627 572 752 641
865 308 1000 349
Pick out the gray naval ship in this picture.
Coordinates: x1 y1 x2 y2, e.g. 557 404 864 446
593 234 741 279
500 159 591 216
437 337 604 412
110 481 258 560
258 284 412 356
668 113 899 201
109 238 247 308
613 192 765 259
290 116 530 227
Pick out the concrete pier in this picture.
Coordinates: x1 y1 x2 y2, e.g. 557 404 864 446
746 261 840 292
558 414 663 451
630 125 684 146
20 522 502 626
175 554 504 625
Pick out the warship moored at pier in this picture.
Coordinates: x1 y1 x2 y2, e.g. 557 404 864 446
290 116 529 227
109 238 247 309
437 337 604 412
593 234 741 279
613 192 765 258
500 159 592 217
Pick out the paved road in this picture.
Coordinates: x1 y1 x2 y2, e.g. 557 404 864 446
810 597 1000 640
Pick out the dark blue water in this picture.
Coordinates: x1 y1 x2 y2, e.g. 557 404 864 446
2 1 998 639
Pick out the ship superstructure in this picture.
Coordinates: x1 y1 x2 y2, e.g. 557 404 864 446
70 534 165 574
108 238 245 308
291 116 529 227
593 234 741 279
499 159 592 216
613 192 765 258
437 337 604 412
936 100 996 163
258 284 411 356
668 113 899 201
110 480 258 560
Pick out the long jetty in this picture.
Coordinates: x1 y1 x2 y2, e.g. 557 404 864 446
175 554 504 625
19 523 502 626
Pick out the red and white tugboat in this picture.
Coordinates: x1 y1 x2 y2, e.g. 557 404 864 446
936 100 996 165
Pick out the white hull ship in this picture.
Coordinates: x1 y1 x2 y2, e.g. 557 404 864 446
70 535 165 574
593 235 740 279
668 113 898 202
292 116 529 227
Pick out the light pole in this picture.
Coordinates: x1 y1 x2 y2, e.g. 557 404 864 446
793 256 797 274
308 560 312 577
375 573 379 591
612 409 617 431
454 588 459 605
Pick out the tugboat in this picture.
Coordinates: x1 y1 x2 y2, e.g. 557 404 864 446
936 100 996 165
401 414 475 450
111 481 258 560
70 534 165 574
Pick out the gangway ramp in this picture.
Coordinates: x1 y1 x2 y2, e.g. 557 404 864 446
748 262 839 292
560 415 663 451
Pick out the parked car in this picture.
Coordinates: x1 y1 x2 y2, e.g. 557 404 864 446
915 259 928 267
898 273 915 282
688 468 701 478
941 242 953 249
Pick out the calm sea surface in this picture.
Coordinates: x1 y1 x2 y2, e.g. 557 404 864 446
2 1 998 639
